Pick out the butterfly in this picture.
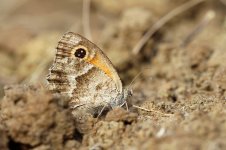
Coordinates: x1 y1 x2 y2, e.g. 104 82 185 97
47 32 131 117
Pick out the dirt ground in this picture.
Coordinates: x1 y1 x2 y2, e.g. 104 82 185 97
0 0 226 150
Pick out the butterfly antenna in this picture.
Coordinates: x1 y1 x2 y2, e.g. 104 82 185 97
128 72 142 90
128 67 153 90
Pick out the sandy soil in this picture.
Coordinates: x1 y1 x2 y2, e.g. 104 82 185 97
0 0 226 149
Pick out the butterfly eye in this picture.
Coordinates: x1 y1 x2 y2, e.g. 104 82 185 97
74 48 86 58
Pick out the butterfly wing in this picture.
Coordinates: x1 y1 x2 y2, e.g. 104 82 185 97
47 32 124 115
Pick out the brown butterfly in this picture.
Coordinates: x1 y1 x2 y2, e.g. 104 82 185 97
47 32 131 117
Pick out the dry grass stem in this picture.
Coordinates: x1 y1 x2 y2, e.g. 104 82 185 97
133 105 172 117
181 10 215 47
83 0 92 41
132 0 205 55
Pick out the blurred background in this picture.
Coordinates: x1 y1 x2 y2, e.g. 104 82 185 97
0 0 226 97
1 0 226 149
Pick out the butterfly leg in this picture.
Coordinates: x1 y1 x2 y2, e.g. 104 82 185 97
70 103 86 109
119 100 128 111
97 104 108 118
125 101 129 111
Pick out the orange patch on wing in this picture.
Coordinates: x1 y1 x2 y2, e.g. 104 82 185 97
88 53 113 79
